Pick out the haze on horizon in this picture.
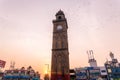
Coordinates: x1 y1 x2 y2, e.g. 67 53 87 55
0 0 120 77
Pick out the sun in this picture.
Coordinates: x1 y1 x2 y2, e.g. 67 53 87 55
44 70 48 74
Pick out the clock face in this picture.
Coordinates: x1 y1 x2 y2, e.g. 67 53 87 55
57 25 63 30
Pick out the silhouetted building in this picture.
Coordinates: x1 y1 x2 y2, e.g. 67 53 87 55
75 67 101 80
70 69 76 80
3 66 40 80
105 52 120 80
99 67 107 79
44 74 49 80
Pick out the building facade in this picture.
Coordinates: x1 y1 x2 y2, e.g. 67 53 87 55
75 67 101 80
105 52 120 80
3 66 40 80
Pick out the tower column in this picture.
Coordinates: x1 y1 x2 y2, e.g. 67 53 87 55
51 10 70 80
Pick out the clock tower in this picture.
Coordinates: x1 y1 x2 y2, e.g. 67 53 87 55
51 10 70 80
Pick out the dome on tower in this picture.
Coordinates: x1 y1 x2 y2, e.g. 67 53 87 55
56 10 65 16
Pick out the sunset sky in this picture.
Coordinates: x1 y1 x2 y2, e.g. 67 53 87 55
0 0 120 78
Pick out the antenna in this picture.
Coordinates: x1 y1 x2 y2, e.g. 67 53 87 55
87 50 97 67
87 51 90 60
90 50 94 59
87 50 94 60
10 61 15 70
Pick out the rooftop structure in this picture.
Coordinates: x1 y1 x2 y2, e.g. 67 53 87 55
87 50 97 67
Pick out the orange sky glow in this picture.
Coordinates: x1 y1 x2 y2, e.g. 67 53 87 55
0 0 120 78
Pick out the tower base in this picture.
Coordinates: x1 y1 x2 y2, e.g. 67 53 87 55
51 74 70 80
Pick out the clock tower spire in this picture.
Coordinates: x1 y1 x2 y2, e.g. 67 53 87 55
51 10 70 80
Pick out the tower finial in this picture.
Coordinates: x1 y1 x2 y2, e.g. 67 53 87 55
56 10 64 16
